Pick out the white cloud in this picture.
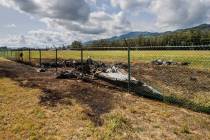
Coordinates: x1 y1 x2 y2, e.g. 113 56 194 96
150 0 210 28
1 0 90 22
0 0 91 34
5 24 16 28
0 29 108 48
1 0 210 47
42 10 131 35
111 0 150 10
0 30 71 48
110 0 210 29
2 0 209 34
85 0 96 4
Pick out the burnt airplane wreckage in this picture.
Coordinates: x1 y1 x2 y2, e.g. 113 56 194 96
37 58 163 101
14 57 163 101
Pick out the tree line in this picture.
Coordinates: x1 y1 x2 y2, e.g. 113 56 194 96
70 29 210 48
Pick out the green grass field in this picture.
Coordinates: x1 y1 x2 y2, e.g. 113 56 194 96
10 50 210 70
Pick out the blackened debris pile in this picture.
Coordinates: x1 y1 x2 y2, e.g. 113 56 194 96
152 59 191 66
56 58 163 100
42 62 64 68
57 70 83 79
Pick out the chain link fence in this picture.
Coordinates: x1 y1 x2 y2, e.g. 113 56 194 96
0 45 210 113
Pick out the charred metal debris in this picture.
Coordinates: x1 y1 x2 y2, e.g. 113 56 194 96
37 58 163 100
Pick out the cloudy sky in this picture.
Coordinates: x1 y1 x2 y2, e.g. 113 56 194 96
0 0 210 48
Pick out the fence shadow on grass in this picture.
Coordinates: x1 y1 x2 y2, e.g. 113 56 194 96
163 95 210 114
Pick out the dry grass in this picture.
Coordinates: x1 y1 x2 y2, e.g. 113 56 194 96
0 77 132 139
0 58 210 139
0 77 210 139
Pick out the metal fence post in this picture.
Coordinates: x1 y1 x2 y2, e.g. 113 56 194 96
15 51 17 61
21 49 23 62
81 46 84 76
17 50 19 61
128 43 131 93
39 49 42 67
6 50 8 58
10 50 12 58
56 49 58 72
124 39 131 93
17 50 18 61
29 48 31 64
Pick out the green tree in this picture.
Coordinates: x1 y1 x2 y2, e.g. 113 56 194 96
71 41 82 48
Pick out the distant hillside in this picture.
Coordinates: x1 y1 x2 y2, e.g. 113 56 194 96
162 24 210 35
85 32 159 45
84 24 210 47
182 24 210 31
108 32 160 41
85 24 210 43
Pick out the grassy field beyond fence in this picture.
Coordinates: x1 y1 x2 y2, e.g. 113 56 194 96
20 50 210 70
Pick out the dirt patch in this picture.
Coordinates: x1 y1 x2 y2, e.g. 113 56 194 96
132 63 210 93
0 60 120 126
131 62 210 113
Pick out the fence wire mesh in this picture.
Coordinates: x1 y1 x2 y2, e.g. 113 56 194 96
0 46 210 113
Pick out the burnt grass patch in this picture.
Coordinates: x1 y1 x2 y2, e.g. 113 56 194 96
1 58 210 117
0 59 117 126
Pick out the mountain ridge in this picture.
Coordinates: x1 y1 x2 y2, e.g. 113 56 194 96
85 24 210 45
